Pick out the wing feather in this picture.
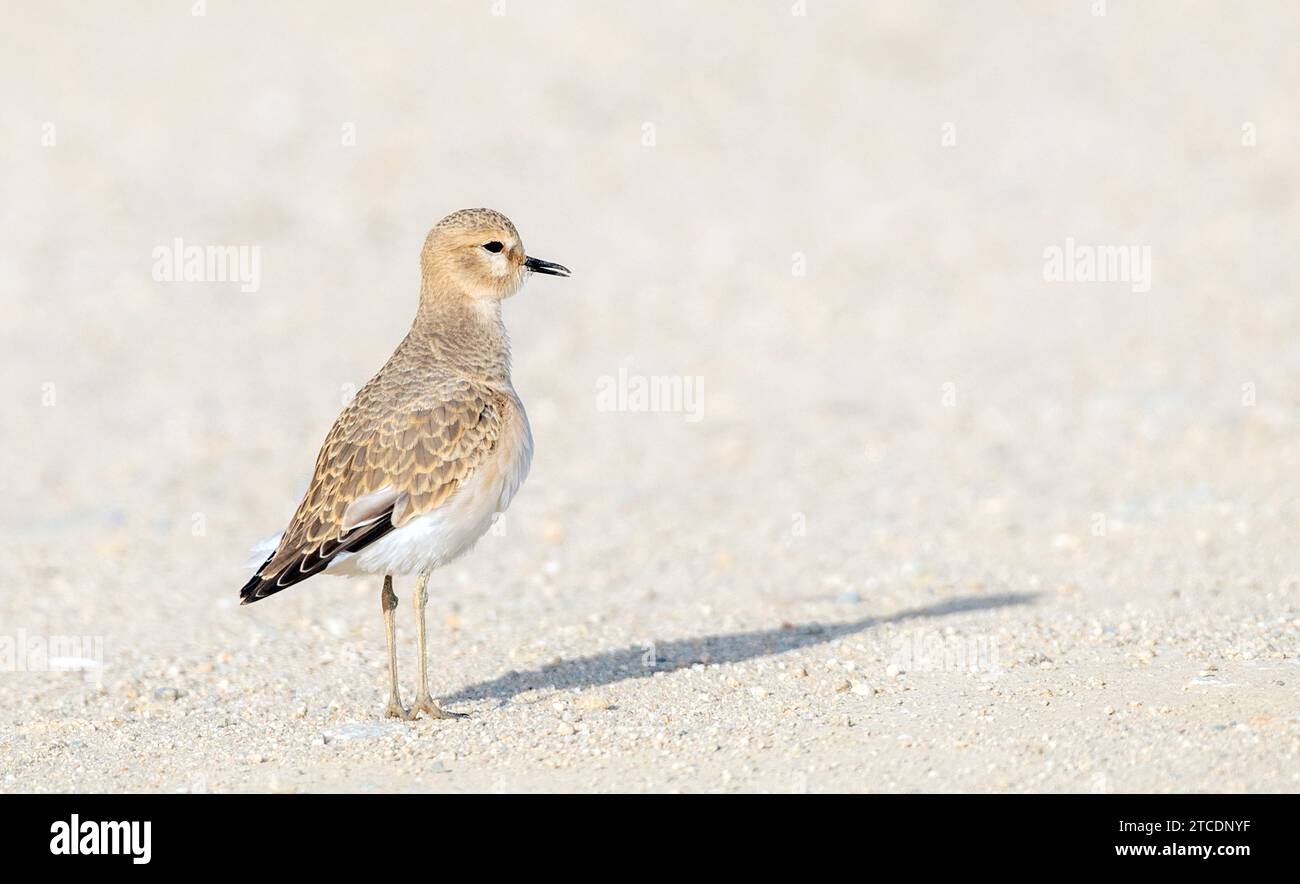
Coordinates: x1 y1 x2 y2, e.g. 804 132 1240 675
239 377 506 603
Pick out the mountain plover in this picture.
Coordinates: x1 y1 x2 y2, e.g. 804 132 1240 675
239 208 569 719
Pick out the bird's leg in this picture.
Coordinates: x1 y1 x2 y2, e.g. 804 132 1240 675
381 575 415 720
411 569 465 719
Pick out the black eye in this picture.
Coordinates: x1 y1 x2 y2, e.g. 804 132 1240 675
482 241 504 253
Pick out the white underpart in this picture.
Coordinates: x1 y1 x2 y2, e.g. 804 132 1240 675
244 398 533 579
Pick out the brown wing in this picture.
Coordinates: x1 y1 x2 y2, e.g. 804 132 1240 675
240 377 505 603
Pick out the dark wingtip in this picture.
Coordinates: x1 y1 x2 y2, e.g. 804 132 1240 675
238 576 264 605
239 556 273 605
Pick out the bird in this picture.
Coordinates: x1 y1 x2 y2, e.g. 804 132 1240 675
239 208 569 719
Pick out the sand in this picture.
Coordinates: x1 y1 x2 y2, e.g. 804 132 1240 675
2 1 1299 793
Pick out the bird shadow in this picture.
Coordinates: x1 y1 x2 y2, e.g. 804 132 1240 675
443 592 1036 706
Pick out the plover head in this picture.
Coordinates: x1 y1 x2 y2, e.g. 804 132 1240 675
420 207 570 304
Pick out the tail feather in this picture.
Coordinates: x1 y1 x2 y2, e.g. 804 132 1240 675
243 531 283 569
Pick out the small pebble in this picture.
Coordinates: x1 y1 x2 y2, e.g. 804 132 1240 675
576 693 611 711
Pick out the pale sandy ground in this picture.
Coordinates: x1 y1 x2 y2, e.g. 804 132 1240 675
2 2 1299 793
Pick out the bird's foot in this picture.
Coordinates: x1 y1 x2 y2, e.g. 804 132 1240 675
385 699 417 721
413 693 466 720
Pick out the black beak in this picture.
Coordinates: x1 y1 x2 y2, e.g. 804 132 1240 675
524 256 571 277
